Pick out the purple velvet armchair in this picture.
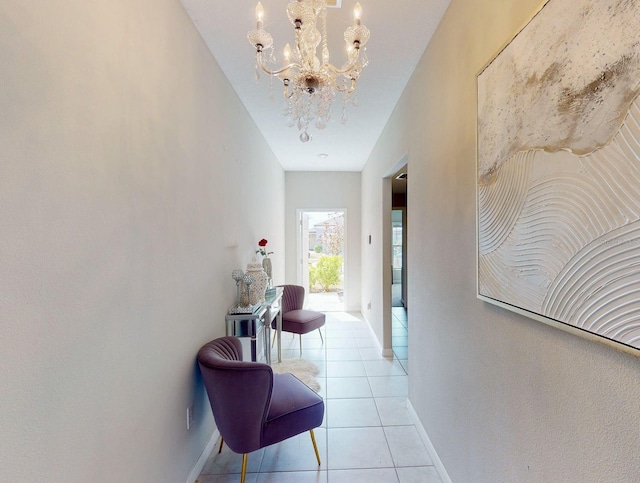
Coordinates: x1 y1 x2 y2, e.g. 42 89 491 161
197 336 324 483
273 284 325 354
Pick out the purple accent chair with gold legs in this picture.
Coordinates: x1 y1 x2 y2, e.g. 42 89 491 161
273 285 325 355
197 336 324 483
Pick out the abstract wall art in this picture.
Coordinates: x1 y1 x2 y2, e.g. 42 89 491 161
477 0 640 352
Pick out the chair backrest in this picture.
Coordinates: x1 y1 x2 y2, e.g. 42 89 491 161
279 284 305 313
197 336 273 454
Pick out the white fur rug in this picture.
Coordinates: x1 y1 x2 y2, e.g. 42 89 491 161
271 359 321 393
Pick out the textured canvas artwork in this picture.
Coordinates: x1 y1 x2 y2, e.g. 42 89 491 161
477 0 640 351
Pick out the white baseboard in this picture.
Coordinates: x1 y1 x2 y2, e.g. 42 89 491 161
360 312 391 358
382 348 394 357
406 400 452 483
185 429 219 483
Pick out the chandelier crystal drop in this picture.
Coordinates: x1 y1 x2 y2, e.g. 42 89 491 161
247 0 370 142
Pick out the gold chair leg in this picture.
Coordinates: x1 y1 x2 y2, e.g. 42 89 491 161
309 429 321 466
241 454 248 483
218 437 224 454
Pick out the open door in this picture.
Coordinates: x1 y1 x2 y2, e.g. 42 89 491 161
297 210 345 311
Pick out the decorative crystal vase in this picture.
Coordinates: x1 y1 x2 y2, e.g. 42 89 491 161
262 257 273 287
241 257 268 306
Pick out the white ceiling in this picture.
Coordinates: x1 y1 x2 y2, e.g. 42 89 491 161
179 0 451 171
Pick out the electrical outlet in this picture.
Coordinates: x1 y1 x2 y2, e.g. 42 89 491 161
187 403 194 430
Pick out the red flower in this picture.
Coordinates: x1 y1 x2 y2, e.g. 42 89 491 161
256 239 273 257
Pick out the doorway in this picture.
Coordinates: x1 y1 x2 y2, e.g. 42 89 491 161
391 167 408 366
297 210 346 312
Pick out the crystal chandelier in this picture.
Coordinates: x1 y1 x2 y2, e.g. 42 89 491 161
247 0 370 143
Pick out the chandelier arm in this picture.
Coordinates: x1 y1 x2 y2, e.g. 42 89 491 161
333 79 357 94
256 52 301 77
325 51 361 75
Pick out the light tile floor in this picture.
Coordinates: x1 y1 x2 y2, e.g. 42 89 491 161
197 311 441 483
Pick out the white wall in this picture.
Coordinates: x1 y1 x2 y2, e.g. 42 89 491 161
0 1 284 481
285 172 361 311
361 0 640 481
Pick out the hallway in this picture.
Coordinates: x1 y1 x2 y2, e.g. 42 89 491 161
197 312 439 482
